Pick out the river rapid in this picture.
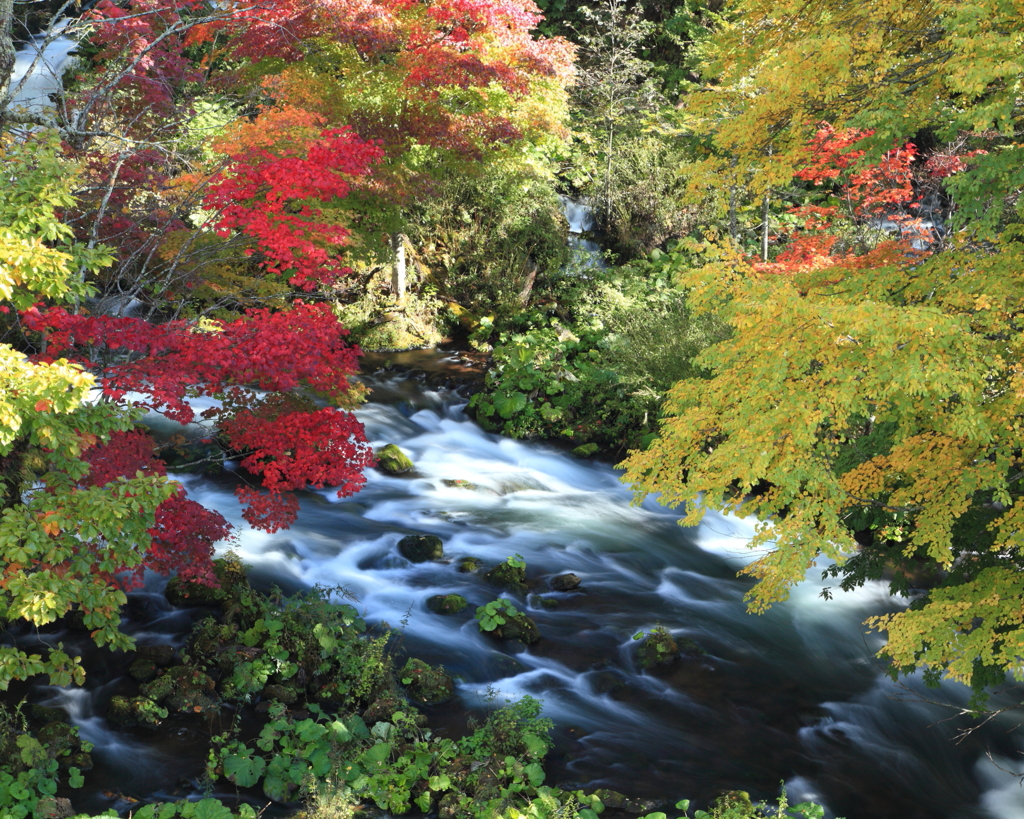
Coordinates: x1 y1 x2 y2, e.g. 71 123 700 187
15 352 1024 819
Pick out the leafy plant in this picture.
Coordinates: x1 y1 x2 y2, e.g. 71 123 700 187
475 598 519 632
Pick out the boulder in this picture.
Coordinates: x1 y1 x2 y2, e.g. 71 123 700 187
128 658 158 683
457 557 482 573
550 573 581 591
636 627 679 668
106 696 167 729
263 684 298 705
400 658 455 704
426 594 468 615
398 534 444 562
137 644 176 666
485 559 526 593
492 612 540 644
376 444 414 475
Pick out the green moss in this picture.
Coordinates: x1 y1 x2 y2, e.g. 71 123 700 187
457 557 482 573
636 626 679 668
484 557 527 593
398 534 444 562
400 658 455 704
426 594 468 615
376 444 414 475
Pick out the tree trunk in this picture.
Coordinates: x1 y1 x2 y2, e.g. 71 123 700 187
391 232 406 305
761 193 770 261
0 0 15 107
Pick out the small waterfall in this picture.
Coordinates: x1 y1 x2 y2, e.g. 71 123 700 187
8 21 77 115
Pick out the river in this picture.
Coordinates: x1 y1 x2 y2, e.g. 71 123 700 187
17 353 1022 819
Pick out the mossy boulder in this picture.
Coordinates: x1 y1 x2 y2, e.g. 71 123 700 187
426 594 468 615
400 658 455 704
361 693 404 725
36 723 79 757
485 559 527 593
165 556 249 607
66 752 93 772
28 705 68 725
491 612 540 644
107 696 167 729
398 534 444 562
457 557 482 573
442 479 479 491
263 684 298 705
677 637 707 658
636 627 679 668
376 444 414 475
141 666 218 713
128 658 158 683
550 573 581 591
591 789 660 814
136 644 176 666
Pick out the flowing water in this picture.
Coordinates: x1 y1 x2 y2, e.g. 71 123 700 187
22 354 1024 818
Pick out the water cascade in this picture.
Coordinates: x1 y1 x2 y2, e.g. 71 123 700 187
19 359 1022 818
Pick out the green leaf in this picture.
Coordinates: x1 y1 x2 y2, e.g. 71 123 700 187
223 750 267 787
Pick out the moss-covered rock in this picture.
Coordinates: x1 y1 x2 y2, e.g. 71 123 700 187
491 612 540 644
106 696 167 729
636 627 679 668
426 594 468 615
141 666 219 713
66 752 93 772
398 534 444 562
28 705 68 725
36 723 79 757
550 573 581 591
528 594 561 610
400 658 455 704
136 644 176 666
263 684 298 705
442 479 479 490
591 789 660 814
457 557 482 573
165 555 249 608
361 693 403 725
376 444 414 475
677 637 707 657
485 558 527 593
128 658 158 683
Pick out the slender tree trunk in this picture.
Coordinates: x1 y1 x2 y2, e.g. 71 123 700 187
761 193 770 261
0 0 16 107
391 232 406 305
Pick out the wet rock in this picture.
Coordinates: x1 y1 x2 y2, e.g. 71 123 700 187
485 558 526 593
400 658 455 704
362 694 403 725
376 443 414 475
137 644 176 666
398 534 444 562
550 573 581 591
491 612 540 644
37 722 80 756
677 637 707 658
636 627 680 668
442 479 479 490
67 752 93 772
426 594 468 615
142 666 219 713
28 704 68 725
187 619 240 667
457 557 482 573
592 789 660 814
107 695 167 729
165 556 249 608
263 684 298 705
528 594 560 610
37 797 75 818
129 658 158 683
